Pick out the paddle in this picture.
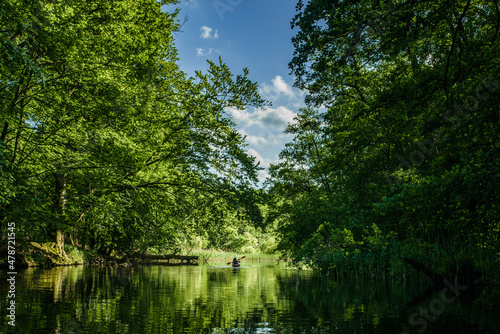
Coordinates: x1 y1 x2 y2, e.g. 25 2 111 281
227 256 245 265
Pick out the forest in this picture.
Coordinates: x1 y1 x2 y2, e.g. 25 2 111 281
1 0 499 281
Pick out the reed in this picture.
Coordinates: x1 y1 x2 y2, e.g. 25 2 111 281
309 239 499 282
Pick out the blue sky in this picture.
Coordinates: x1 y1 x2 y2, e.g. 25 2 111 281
165 0 307 183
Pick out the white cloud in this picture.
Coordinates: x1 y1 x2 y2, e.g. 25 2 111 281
238 129 294 146
225 75 307 185
228 106 297 131
247 148 266 166
246 149 279 183
196 47 221 56
272 76 295 98
257 169 271 184
200 26 219 39
259 75 303 100
240 130 272 146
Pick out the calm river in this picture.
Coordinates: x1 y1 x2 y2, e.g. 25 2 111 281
0 261 498 333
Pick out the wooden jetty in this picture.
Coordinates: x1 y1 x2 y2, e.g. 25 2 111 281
140 254 198 265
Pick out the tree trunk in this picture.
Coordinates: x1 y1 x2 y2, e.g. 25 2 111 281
11 109 24 164
54 170 68 258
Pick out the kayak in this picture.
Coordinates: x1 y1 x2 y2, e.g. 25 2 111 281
227 256 245 267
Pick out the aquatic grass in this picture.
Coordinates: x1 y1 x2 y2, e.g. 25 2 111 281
309 243 403 280
311 239 500 283
400 238 500 284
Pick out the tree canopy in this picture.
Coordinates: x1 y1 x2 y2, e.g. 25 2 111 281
1 0 498 277
268 0 500 275
1 0 267 257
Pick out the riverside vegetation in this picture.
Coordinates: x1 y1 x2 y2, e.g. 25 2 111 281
1 0 274 267
267 0 500 286
1 0 499 290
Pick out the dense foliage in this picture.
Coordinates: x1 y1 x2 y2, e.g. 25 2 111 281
268 0 500 277
2 0 499 279
0 0 268 257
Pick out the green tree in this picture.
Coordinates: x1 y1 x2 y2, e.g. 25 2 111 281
269 0 500 274
1 0 267 258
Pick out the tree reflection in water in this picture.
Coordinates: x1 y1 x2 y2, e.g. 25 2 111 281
0 262 498 333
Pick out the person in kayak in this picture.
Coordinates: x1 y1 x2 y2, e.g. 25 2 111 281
232 257 240 266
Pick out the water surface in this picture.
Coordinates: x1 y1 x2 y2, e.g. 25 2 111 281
1 261 498 333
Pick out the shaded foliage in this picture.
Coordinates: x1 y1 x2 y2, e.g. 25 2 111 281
268 0 500 278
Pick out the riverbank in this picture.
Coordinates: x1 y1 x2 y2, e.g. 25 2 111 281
0 241 109 267
0 241 281 268
3 260 500 333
